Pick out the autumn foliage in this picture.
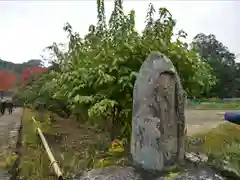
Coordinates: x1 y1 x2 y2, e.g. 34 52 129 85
0 66 47 91
20 66 48 82
0 70 16 91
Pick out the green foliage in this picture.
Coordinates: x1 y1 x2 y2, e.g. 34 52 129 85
93 139 125 168
14 0 216 140
191 33 238 98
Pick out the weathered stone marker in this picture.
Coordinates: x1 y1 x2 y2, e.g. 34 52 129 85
131 51 186 171
76 52 226 180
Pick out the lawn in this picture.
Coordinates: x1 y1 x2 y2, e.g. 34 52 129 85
187 100 240 110
187 122 240 178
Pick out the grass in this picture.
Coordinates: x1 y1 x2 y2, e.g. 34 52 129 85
0 149 18 171
187 100 240 110
187 122 240 176
19 108 54 180
19 108 128 180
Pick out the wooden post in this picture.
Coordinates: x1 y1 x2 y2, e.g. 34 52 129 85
32 117 63 179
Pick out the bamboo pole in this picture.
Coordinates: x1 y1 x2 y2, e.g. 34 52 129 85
32 117 63 180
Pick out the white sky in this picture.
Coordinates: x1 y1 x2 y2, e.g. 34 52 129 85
0 0 239 63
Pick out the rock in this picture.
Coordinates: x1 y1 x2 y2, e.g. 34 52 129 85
185 152 208 164
75 165 227 180
131 51 186 171
0 169 10 180
210 158 240 179
74 166 142 180
175 166 226 180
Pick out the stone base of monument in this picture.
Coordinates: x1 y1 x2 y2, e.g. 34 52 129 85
74 165 225 180
72 151 240 180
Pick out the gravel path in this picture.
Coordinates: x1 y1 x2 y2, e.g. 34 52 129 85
0 108 22 180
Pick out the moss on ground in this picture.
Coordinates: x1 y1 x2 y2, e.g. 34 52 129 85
187 122 240 174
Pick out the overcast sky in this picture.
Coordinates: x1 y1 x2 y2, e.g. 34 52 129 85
0 0 239 63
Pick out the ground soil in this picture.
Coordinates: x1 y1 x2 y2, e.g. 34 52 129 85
45 109 240 175
40 114 110 179
185 109 240 135
1 108 239 179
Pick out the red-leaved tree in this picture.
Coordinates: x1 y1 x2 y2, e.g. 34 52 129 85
21 66 48 83
0 70 16 91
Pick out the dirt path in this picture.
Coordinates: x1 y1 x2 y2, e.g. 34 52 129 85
0 108 22 180
185 109 239 135
0 108 234 143
0 109 22 150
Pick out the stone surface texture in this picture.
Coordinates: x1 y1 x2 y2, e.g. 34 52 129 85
75 165 226 180
131 51 185 171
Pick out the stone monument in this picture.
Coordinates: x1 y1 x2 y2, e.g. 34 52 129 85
131 51 186 171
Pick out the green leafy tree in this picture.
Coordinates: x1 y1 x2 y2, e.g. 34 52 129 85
191 33 237 98
15 1 216 140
